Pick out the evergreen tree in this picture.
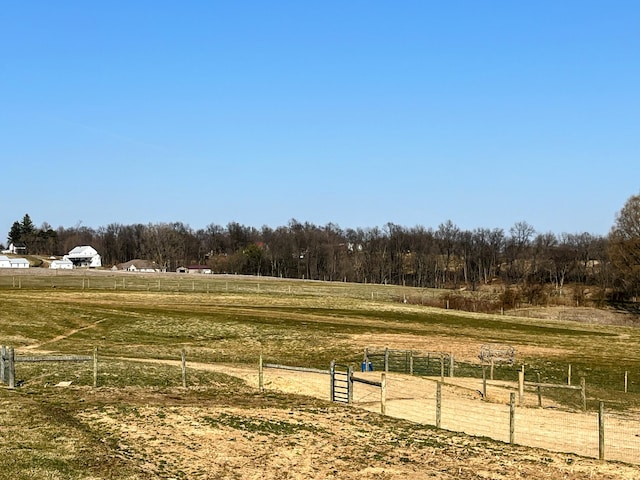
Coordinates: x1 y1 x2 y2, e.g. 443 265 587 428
8 221 22 244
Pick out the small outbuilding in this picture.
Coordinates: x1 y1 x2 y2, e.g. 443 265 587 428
50 258 74 270
188 265 212 274
0 256 29 268
0 255 11 268
116 259 163 273
9 258 29 268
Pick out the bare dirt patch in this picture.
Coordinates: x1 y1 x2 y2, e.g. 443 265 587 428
78 381 640 480
349 333 567 363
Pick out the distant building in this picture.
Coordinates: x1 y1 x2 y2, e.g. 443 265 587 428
1 243 27 255
67 246 102 268
187 265 212 274
9 258 29 268
0 255 10 268
0 255 29 269
115 259 163 273
50 258 74 270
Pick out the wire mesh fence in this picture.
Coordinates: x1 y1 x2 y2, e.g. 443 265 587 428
351 371 640 464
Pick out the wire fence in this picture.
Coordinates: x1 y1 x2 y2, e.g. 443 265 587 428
259 360 640 465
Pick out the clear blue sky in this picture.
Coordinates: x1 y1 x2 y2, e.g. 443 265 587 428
2 1 639 242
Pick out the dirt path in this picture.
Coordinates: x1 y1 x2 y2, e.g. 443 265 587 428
23 319 108 351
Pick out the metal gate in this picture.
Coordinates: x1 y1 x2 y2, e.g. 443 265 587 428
330 361 352 404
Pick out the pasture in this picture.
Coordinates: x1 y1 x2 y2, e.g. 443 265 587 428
1 269 640 479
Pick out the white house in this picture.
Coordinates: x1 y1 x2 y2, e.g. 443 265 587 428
67 246 102 268
1 243 26 255
0 255 11 268
50 258 74 270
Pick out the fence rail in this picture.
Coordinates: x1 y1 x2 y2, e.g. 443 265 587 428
17 355 93 363
2 346 98 388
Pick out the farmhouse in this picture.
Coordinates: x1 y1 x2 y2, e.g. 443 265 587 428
1 242 27 255
115 259 163 273
66 246 102 268
0 255 30 269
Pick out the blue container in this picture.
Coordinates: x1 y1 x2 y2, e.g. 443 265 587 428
362 361 373 372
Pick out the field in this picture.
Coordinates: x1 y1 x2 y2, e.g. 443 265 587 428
1 269 640 479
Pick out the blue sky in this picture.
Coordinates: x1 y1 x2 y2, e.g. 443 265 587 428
2 1 639 241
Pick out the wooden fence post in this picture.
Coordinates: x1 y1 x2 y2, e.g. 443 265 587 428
259 355 264 392
599 401 605 461
0 345 5 384
93 346 98 388
482 366 487 400
381 373 387 415
518 369 524 406
409 352 414 375
509 392 516 444
624 371 628 393
490 358 494 380
568 364 572 386
440 354 444 382
436 382 442 429
384 348 389 372
8 347 15 389
580 377 586 411
181 349 187 388
449 353 454 378
537 372 542 407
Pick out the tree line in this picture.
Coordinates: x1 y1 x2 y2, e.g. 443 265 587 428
5 192 640 304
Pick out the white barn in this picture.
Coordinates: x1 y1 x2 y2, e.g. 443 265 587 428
67 246 102 268
50 258 74 270
9 258 29 268
0 255 29 268
0 255 10 268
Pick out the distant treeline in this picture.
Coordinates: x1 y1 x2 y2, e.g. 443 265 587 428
7 214 625 300
12 188 640 306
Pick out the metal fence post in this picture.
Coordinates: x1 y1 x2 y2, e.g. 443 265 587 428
436 382 442 428
381 373 387 415
330 360 336 402
599 401 605 461
93 346 98 388
181 349 187 388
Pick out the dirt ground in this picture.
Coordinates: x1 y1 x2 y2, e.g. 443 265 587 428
79 358 640 479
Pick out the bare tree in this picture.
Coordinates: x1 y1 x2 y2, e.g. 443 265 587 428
609 192 640 300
